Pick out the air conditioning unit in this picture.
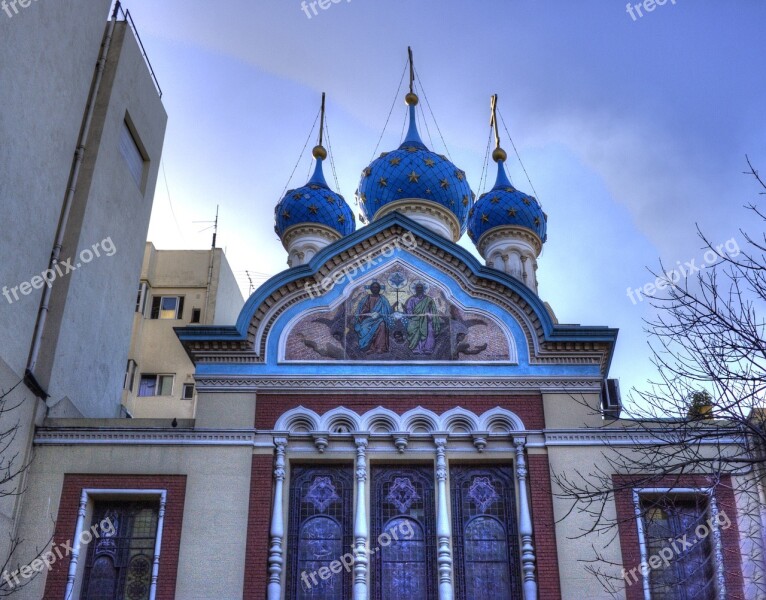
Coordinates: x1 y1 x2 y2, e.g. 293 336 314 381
601 378 622 419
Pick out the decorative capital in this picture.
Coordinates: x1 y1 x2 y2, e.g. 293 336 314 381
393 433 409 454
513 436 527 450
472 433 489 453
354 436 369 450
312 433 329 454
433 436 448 450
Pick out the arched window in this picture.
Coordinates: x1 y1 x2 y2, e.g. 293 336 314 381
450 466 522 600
371 466 437 600
286 466 353 599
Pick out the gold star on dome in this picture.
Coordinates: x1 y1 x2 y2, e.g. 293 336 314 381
450 199 455 207
282 210 291 219
468 207 475 218
440 179 450 189
534 217 541 226
462 196 469 206
505 186 515 193
309 184 321 190
378 177 388 188
424 158 436 167
406 146 419 153
456 170 465 181
490 196 500 204
522 197 531 205
308 204 318 214
425 188 432 195
362 167 372 178
408 171 420 183
338 215 346 224
389 156 402 166
325 196 335 204
481 214 489 223
359 193 367 203
397 188 403 193
507 208 517 217
380 152 389 158
292 192 302 200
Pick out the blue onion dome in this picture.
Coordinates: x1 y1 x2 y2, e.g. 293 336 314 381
356 94 474 241
274 146 355 240
468 154 547 245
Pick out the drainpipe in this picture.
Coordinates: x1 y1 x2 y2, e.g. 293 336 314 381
25 6 120 398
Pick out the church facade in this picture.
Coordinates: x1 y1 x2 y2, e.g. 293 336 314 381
11 73 763 600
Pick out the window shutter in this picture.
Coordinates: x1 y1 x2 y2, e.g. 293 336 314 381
150 297 161 319
177 297 184 320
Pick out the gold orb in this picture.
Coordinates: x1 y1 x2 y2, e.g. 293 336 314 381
492 147 507 162
405 92 419 106
312 145 328 160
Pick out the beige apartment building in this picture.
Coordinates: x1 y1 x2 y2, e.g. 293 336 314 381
121 242 244 419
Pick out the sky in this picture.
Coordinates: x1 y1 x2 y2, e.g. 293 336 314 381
125 0 766 405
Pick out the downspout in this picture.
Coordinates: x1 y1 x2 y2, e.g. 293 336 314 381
25 6 120 399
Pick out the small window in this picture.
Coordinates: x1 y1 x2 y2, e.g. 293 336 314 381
182 383 195 400
190 308 201 324
150 296 184 320
119 119 146 189
136 282 148 314
138 374 174 397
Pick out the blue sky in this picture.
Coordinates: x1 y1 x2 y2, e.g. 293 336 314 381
127 0 766 403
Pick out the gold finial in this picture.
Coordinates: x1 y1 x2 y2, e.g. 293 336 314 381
490 94 507 162
312 92 328 160
405 46 419 106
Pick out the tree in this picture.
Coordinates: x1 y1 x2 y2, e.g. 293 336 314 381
553 157 766 596
0 379 52 597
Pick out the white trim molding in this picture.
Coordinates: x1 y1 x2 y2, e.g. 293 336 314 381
64 488 167 600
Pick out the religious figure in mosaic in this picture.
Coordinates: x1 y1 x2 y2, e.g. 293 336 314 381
404 282 441 355
353 281 392 353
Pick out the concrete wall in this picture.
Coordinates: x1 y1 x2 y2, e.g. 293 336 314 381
0 0 112 377
43 22 167 418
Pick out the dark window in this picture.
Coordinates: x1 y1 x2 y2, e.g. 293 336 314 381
371 465 437 600
135 283 147 314
182 383 194 400
149 296 183 320
119 119 146 189
450 466 522 600
286 465 353 599
123 360 137 392
640 495 716 599
80 501 159 600
190 308 201 323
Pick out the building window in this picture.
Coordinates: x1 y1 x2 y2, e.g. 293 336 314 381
286 465 353 599
190 308 201 324
135 283 148 314
371 465 437 600
80 501 159 600
123 360 137 392
450 466 522 600
137 374 173 397
119 119 146 189
639 494 717 599
182 383 194 400
150 296 184 320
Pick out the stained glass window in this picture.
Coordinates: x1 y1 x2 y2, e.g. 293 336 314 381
80 502 158 600
371 466 437 600
640 495 716 600
450 466 522 600
286 466 353 599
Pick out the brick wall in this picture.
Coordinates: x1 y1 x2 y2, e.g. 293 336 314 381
614 474 744 600
255 393 545 430
243 454 274 599
43 474 186 599
529 454 563 599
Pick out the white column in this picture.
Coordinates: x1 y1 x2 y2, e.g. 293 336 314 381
514 436 538 600
267 437 288 600
353 437 369 600
434 437 454 600
148 490 167 600
64 489 89 599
